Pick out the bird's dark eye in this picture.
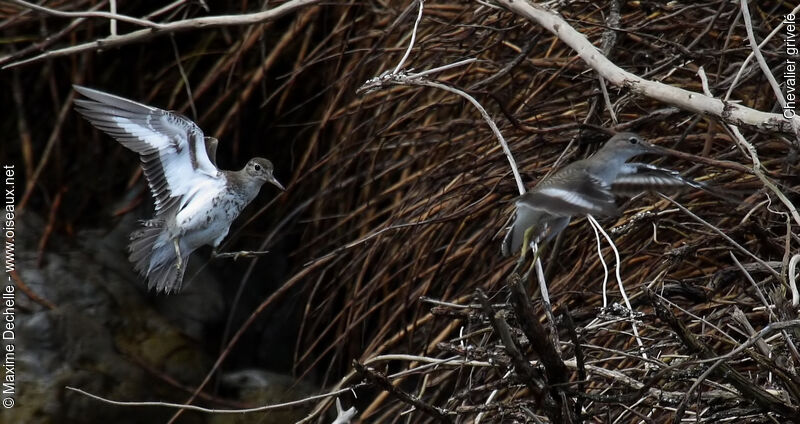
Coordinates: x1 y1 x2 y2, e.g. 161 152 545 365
628 137 638 144
254 164 262 171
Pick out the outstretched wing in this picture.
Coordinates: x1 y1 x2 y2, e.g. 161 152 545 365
521 167 618 217
73 85 218 215
501 167 618 256
612 162 705 195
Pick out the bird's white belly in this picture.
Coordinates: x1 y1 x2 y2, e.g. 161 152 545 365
180 218 231 251
173 184 249 250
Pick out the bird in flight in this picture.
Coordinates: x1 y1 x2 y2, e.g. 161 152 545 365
502 132 708 257
74 85 284 293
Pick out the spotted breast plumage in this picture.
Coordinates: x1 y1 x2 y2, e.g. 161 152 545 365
73 85 284 293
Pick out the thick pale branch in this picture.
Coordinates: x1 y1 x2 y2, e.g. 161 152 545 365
494 0 796 135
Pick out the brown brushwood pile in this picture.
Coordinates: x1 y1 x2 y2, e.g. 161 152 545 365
4 0 800 422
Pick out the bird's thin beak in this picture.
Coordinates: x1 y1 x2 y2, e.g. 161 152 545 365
644 143 669 154
269 174 285 191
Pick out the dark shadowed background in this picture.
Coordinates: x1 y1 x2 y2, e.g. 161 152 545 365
2 0 800 422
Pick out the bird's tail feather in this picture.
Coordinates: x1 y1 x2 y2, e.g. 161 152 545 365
128 220 188 293
501 209 571 257
501 212 535 257
146 258 189 293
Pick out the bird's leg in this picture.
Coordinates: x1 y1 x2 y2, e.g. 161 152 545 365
520 226 533 258
522 243 544 282
511 226 536 275
521 223 552 282
173 239 183 270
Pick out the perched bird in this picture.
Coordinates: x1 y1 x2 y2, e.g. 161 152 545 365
74 85 284 293
501 132 705 256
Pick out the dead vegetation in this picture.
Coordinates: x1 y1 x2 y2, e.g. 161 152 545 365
4 0 800 422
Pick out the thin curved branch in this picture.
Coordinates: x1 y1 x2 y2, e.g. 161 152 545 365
739 0 800 139
65 385 362 414
9 0 160 29
725 3 800 102
727 125 800 227
2 0 321 68
359 65 526 195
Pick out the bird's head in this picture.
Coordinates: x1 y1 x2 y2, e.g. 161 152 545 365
245 158 285 191
600 132 656 157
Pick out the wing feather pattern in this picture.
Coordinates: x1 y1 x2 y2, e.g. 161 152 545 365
73 85 218 216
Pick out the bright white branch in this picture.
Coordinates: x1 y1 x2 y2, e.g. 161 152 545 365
494 0 797 135
66 385 359 414
790 254 800 307
393 0 424 74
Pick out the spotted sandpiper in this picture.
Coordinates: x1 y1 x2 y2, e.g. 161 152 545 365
74 85 284 293
501 132 706 256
